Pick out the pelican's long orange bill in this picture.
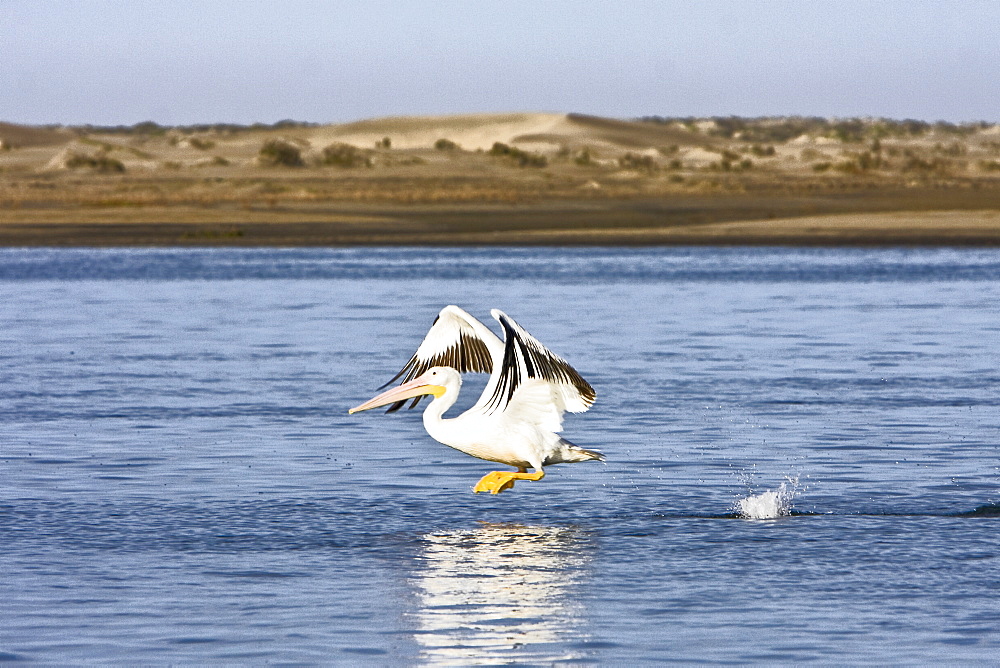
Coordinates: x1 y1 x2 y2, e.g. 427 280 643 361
348 377 447 414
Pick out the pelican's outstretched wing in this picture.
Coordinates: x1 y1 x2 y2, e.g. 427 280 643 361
381 305 502 412
481 309 596 415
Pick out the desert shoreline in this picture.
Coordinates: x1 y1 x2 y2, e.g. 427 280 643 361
4 113 1000 246
3 205 1000 247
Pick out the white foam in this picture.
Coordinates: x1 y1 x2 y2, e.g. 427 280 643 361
737 478 799 520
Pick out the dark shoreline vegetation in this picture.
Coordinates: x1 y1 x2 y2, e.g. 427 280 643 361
2 113 999 246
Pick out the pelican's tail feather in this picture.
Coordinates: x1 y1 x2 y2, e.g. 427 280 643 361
545 438 605 465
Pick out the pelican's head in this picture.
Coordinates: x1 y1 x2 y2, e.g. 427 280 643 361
349 366 461 414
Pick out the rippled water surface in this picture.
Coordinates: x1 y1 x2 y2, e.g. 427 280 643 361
1 247 999 663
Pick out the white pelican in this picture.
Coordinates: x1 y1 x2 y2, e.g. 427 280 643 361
349 306 603 493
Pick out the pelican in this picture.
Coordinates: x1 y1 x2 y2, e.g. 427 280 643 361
349 306 603 494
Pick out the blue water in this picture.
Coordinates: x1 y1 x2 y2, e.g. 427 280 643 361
1 247 998 663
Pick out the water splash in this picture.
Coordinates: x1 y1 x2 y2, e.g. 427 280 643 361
736 477 800 520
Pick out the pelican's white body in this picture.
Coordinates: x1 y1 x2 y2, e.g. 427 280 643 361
350 306 602 476
417 367 594 470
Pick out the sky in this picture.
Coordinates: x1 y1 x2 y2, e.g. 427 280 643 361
3 0 999 126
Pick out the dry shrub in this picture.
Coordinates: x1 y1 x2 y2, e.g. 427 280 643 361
258 140 304 167
434 138 460 151
489 142 547 167
619 152 658 173
321 143 373 168
65 152 126 173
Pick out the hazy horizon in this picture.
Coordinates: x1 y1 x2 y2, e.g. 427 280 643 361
4 0 1000 127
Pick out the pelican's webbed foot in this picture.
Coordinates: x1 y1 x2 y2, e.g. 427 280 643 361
473 469 545 494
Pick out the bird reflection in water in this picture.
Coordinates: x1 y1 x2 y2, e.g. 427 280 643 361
409 523 592 665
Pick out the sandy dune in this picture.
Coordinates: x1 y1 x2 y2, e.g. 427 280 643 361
272 112 713 153
313 112 567 151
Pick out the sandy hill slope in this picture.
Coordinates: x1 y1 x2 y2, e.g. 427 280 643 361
529 114 709 149
0 112 715 174
305 112 710 152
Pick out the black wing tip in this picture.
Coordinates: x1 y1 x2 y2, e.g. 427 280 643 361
384 396 423 413
378 355 416 390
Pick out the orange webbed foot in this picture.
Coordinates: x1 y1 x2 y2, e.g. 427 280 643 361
473 469 545 494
